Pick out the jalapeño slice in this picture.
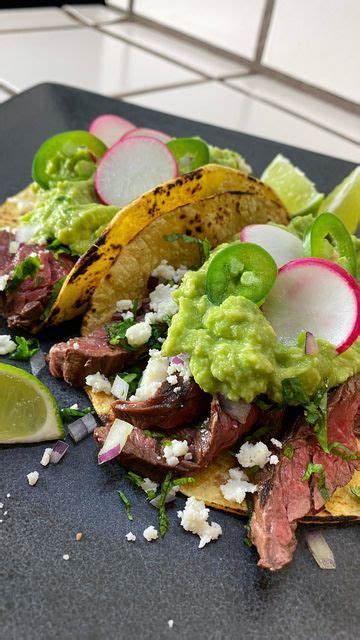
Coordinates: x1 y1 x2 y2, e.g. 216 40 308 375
303 212 356 277
167 138 209 174
205 242 278 305
32 130 107 189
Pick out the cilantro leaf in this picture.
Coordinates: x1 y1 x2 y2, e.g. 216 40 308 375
282 378 329 453
118 490 133 521
329 442 359 461
350 486 360 500
158 472 174 537
125 471 145 489
6 256 41 291
60 406 93 422
281 378 310 406
165 233 211 264
301 463 330 502
47 238 78 258
119 368 142 397
148 323 168 350
283 443 294 460
107 318 136 349
9 336 40 361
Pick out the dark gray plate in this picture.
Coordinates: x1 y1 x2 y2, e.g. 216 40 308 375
0 84 359 640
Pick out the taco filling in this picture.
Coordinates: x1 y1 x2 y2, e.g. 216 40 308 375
49 207 360 569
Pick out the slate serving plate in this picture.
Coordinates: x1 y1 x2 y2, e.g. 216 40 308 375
0 83 359 640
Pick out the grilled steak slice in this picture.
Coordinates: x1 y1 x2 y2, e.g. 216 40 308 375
0 230 75 330
250 375 360 571
94 397 258 479
48 324 146 386
113 377 211 430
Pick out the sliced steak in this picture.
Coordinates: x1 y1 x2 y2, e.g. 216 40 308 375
113 377 211 430
48 324 146 386
250 375 360 571
94 396 258 479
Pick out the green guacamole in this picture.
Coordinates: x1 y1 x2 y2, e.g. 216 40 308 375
208 144 251 173
162 253 360 404
24 179 118 255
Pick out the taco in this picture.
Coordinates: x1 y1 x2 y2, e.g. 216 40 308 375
48 171 360 570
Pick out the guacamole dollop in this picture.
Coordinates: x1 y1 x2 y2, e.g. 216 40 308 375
162 253 360 403
24 179 118 255
208 144 251 173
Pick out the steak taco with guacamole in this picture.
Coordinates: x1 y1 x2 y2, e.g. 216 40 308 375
48 164 360 570
0 118 261 333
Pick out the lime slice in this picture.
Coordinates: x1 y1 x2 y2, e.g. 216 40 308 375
319 166 360 234
0 363 64 444
261 154 323 216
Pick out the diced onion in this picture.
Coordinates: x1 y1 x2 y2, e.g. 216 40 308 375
15 224 39 244
50 441 69 464
150 487 179 509
305 331 319 355
111 375 129 400
171 355 184 365
98 419 134 465
68 414 97 443
219 395 252 424
30 349 46 376
305 531 336 569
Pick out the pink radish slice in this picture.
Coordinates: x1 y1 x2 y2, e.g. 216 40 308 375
262 258 360 354
122 127 171 144
240 224 303 268
98 419 134 464
95 136 178 207
89 114 134 147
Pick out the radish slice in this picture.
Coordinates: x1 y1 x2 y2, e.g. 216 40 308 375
89 114 134 147
262 258 360 353
95 136 178 207
240 224 303 268
98 419 134 464
122 127 171 144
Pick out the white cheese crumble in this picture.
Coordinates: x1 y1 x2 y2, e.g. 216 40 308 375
125 321 152 347
116 299 133 313
151 260 187 284
69 403 79 410
6 494 10 498
131 350 169 401
167 620 174 629
122 310 134 320
27 471 39 486
178 496 222 548
270 438 282 449
0 334 17 355
0 275 9 291
236 441 271 469
146 283 178 323
163 440 189 467
9 240 19 254
125 532 136 542
166 354 191 385
143 525 159 542
220 468 257 505
73 342 79 350
141 477 159 495
40 447 53 467
62 554 70 561
269 454 279 465
85 372 112 394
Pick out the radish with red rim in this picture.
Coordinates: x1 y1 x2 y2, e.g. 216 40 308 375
122 127 171 144
98 419 134 464
89 114 134 147
95 136 178 207
240 224 303 268
262 258 360 353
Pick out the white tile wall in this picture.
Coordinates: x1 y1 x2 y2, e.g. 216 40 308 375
0 7 76 31
263 0 360 104
125 81 360 163
227 75 360 143
0 27 200 96
64 4 125 25
133 0 267 59
106 0 130 10
103 21 249 78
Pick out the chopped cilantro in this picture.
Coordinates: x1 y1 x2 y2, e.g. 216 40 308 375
143 429 168 440
6 255 41 291
9 336 40 361
157 473 195 537
107 318 136 349
282 378 329 453
60 406 93 422
125 470 145 489
301 463 330 502
281 377 310 406
283 443 294 460
47 238 78 258
243 537 253 548
245 425 273 442
350 486 360 500
165 233 211 264
329 442 359 461
118 490 133 521
119 368 142 397
148 323 168 350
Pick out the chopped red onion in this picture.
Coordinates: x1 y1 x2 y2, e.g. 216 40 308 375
219 395 252 424
305 331 319 355
305 531 336 569
30 349 46 376
98 419 134 465
50 441 69 464
68 414 97 443
111 375 129 400
171 355 184 365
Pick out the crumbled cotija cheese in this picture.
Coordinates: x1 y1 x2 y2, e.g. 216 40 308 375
0 334 17 355
126 532 136 542
131 350 169 401
0 275 9 291
220 468 257 504
143 525 158 541
166 354 191 385
151 260 187 284
27 471 39 486
85 372 112 394
269 454 279 465
69 403 79 410
116 299 133 313
167 620 174 629
146 283 178 323
40 447 53 467
270 438 282 449
178 496 222 548
141 478 158 495
125 321 152 347
163 440 189 467
73 342 80 350
236 441 271 469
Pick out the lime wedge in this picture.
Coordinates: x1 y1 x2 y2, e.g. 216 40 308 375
261 154 323 216
0 363 64 444
319 166 360 233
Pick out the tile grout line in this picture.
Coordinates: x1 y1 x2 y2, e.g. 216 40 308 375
222 80 360 146
113 77 209 100
61 5 128 28
0 23 81 36
254 0 275 66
